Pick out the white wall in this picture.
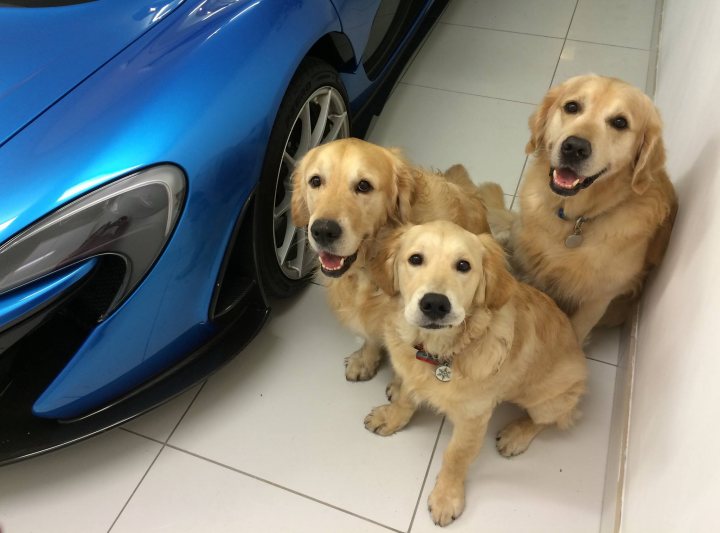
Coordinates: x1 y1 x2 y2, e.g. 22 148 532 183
622 1 720 531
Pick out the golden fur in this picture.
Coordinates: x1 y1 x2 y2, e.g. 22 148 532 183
486 75 677 342
291 138 490 380
364 220 587 526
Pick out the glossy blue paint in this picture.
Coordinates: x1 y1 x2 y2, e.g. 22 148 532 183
0 259 97 331
0 0 186 146
0 0 436 420
26 0 346 418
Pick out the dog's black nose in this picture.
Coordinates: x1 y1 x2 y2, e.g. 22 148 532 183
560 136 592 162
419 293 452 320
310 219 342 246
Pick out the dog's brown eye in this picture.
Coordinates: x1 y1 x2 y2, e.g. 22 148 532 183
309 175 322 188
610 116 628 130
563 101 580 114
456 260 471 273
408 254 423 266
356 179 373 193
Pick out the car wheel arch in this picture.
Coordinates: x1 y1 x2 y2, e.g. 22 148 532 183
307 31 357 73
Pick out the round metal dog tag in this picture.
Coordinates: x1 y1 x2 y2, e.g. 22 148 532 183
565 233 583 248
435 365 452 382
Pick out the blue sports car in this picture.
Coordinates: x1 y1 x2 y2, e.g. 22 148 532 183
0 0 444 463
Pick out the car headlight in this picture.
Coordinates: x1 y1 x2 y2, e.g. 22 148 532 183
0 165 186 318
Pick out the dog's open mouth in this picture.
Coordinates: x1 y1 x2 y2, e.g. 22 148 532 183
318 251 358 277
549 167 607 196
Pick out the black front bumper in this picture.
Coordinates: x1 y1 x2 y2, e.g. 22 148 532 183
0 256 268 466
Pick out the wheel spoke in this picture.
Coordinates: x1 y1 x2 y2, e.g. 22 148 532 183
323 111 349 144
277 222 298 266
301 236 316 275
289 228 316 277
274 192 291 219
297 104 312 157
310 91 332 148
272 85 347 280
283 150 297 171
291 229 308 274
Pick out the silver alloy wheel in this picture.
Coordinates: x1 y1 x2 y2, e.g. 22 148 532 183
272 86 349 279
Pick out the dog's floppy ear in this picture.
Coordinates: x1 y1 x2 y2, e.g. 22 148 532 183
387 147 416 223
290 168 310 227
368 225 405 296
631 102 665 195
476 233 515 310
526 83 563 155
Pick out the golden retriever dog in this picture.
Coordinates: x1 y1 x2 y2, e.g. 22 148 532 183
486 75 677 342
291 138 490 380
364 220 587 526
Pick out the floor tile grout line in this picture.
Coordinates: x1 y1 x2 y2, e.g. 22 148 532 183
162 443 403 533
586 356 618 367
106 444 165 533
441 19 652 51
438 20 565 41
117 380 208 445
548 0 580 89
371 10 442 137
520 0 579 205
407 417 446 532
397 81 538 106
165 379 208 444
565 37 650 52
119 426 165 445
511 155 530 202
396 7 441 88
107 381 208 532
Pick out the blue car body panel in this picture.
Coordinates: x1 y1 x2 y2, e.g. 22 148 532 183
0 0 342 418
0 0 186 147
0 0 441 440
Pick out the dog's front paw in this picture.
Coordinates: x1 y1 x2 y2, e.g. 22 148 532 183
428 481 465 527
345 349 380 381
496 419 536 457
364 404 409 436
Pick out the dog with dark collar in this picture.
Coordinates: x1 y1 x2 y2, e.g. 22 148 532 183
485 75 677 343
291 138 490 380
364 220 587 526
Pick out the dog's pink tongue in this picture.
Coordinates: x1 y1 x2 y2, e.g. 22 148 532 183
553 168 581 188
319 252 344 270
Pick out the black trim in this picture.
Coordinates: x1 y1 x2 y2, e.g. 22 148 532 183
363 0 425 81
351 0 448 137
210 188 267 319
0 291 268 465
0 262 95 338
326 32 355 69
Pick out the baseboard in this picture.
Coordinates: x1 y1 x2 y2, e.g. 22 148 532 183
646 0 665 96
599 303 640 533
600 3 664 528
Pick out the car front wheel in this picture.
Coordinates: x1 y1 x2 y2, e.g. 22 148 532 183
254 58 350 298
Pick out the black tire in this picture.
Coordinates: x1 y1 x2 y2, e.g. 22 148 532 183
253 57 350 298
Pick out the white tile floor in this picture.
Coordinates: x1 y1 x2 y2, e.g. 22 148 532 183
0 1 657 531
